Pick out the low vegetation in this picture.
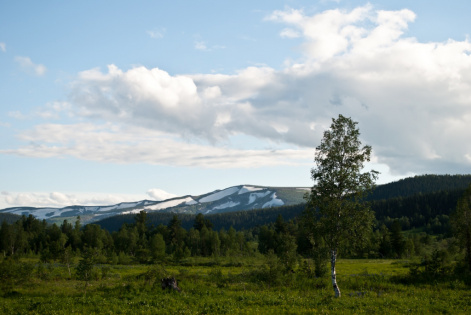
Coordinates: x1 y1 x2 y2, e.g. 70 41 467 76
1 199 471 314
0 255 470 314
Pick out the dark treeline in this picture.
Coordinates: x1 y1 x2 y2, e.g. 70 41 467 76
1 175 470 277
0 212 262 264
95 187 465 238
367 174 471 201
370 189 465 234
0 205 456 268
0 213 22 225
97 203 306 232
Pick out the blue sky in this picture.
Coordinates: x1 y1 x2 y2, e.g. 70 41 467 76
1 0 471 208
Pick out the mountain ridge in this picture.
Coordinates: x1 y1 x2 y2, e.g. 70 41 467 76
0 185 308 224
2 174 471 226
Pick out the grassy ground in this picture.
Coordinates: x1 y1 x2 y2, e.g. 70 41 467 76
1 257 470 314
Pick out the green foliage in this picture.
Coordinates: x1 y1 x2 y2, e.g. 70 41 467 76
149 233 166 262
0 257 470 314
304 114 377 297
0 257 34 295
368 174 471 201
76 248 98 282
0 213 22 225
451 184 471 271
305 114 377 252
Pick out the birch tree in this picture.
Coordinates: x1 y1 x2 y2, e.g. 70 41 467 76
305 114 378 297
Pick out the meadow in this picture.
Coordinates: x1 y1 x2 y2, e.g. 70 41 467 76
1 256 470 314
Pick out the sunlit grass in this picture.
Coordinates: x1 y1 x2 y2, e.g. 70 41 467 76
1 257 470 314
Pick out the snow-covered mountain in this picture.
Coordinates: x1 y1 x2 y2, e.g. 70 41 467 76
0 185 308 224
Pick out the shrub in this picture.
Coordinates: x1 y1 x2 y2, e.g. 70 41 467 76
0 258 34 294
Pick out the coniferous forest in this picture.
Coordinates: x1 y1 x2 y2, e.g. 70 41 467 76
1 174 471 313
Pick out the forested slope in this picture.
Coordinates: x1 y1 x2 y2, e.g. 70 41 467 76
0 213 21 224
96 203 306 232
367 174 471 200
95 174 471 233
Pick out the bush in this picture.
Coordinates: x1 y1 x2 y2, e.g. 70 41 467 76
76 248 97 282
0 258 34 294
209 267 227 288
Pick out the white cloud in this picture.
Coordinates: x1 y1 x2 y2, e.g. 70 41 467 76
35 102 72 119
14 56 47 76
194 40 225 51
0 42 5 52
280 28 301 38
147 28 166 39
147 188 177 201
195 41 208 51
5 5 471 178
7 102 72 120
269 5 377 61
0 123 312 168
8 111 27 120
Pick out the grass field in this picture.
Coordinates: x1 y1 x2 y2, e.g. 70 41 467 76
1 257 470 314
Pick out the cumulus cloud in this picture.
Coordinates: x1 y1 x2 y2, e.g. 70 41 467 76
147 188 178 201
14 56 47 76
0 42 5 52
5 5 471 177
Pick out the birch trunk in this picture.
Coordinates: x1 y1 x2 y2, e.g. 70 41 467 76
331 249 341 298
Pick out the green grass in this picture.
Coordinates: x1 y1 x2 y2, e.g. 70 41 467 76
1 257 470 314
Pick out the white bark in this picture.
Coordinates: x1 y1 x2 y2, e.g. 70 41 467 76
331 249 341 298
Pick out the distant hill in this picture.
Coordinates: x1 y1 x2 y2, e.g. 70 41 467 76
0 185 307 225
94 174 471 233
3 175 470 231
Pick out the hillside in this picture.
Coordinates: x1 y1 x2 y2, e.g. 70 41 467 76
0 212 22 224
0 185 307 224
2 174 470 229
94 174 471 233
96 203 307 232
367 174 471 200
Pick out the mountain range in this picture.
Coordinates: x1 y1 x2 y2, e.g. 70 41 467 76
0 185 308 225
2 174 471 227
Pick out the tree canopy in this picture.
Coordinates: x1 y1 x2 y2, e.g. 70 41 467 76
304 114 378 297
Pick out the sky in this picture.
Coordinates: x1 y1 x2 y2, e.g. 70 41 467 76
1 0 471 209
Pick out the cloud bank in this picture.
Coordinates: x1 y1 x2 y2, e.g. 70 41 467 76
5 5 471 177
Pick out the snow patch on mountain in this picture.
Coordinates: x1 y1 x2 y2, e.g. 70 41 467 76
210 201 240 212
98 202 140 212
248 191 271 204
144 197 194 211
199 186 239 203
185 198 198 205
262 193 284 208
5 207 62 220
0 185 307 224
